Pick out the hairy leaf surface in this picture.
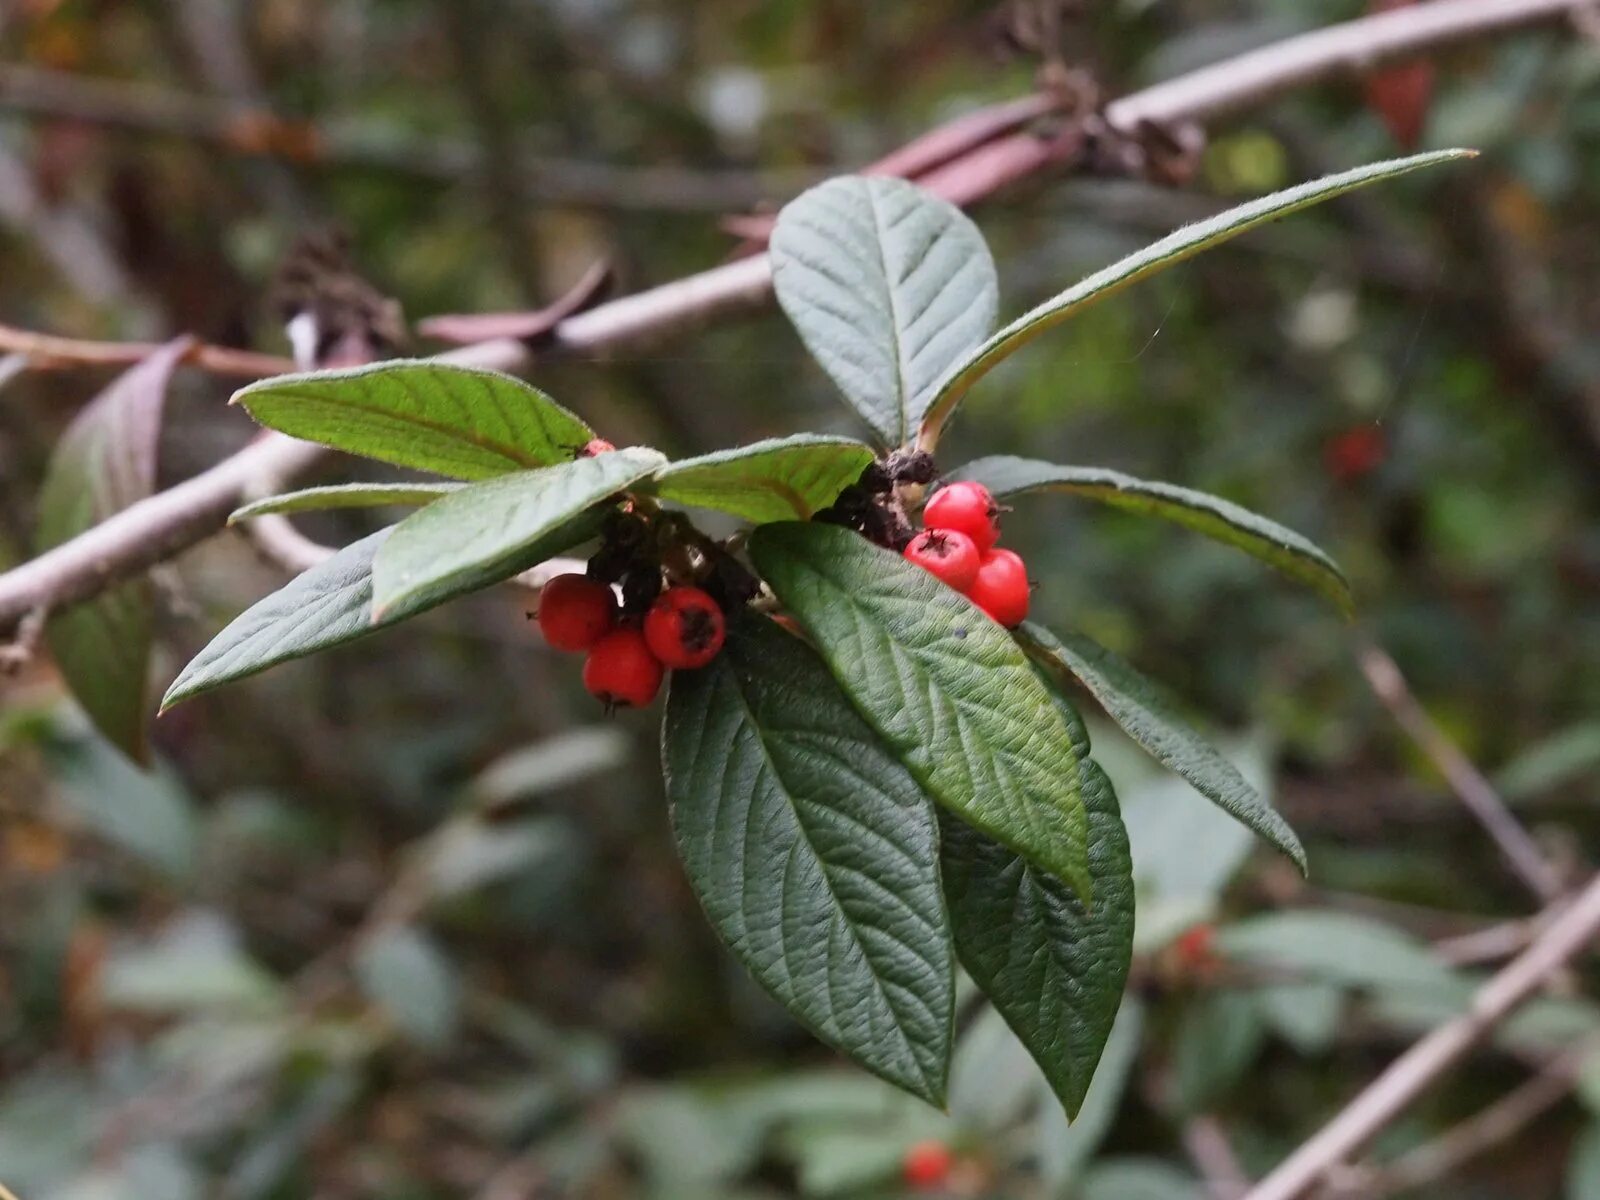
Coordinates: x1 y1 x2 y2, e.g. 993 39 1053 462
1021 623 1306 872
650 435 874 523
952 456 1350 615
234 361 593 479
230 482 459 522
665 617 954 1103
772 176 998 446
370 448 663 619
749 522 1089 900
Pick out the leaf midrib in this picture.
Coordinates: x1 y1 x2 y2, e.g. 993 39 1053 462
722 668 940 1093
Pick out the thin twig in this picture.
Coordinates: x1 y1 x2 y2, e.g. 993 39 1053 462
0 323 292 378
1330 1037 1598 1198
0 603 49 674
1183 1115 1254 1200
1356 639 1565 904
1240 873 1600 1200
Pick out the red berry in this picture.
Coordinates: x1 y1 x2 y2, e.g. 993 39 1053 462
583 628 664 708
1323 425 1386 482
580 438 615 457
968 548 1030 627
903 528 980 592
537 573 617 652
902 1140 954 1191
1173 923 1216 968
923 481 999 552
644 586 726 669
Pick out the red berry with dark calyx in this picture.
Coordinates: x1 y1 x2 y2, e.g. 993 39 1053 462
968 548 1030 627
537 573 617 652
902 1140 954 1191
903 528 980 592
580 438 615 457
583 629 664 708
644 586 726 669
923 480 1000 551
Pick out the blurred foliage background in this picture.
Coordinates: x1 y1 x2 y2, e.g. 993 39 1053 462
3 1 1600 1197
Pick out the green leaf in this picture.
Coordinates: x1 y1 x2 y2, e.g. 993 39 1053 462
650 435 875 523
354 926 460 1049
162 529 400 710
1217 911 1457 994
920 150 1474 440
942 751 1132 1117
1570 1121 1600 1200
1020 623 1306 873
771 175 998 447
36 338 189 761
232 360 593 480
951 456 1351 616
664 616 954 1104
748 522 1090 900
370 447 664 619
229 482 458 522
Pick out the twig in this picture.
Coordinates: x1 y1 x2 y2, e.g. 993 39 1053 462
239 513 335 576
1356 639 1565 904
0 323 292 378
1240 872 1600 1200
0 0 1588 637
1183 1115 1254 1200
0 603 48 673
1330 1038 1597 1198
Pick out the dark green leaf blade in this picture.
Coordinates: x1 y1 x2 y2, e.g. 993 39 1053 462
921 150 1473 440
370 447 664 619
664 616 954 1104
232 361 593 479
1020 623 1306 872
649 435 874 523
230 481 459 522
162 528 398 710
942 751 1132 1117
748 522 1090 901
951 456 1351 616
772 175 998 446
37 338 190 760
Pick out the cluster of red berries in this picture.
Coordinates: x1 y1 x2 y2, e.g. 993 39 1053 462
903 480 1030 627
537 575 726 709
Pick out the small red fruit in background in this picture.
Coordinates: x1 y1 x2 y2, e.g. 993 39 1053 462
922 481 1000 552
580 438 616 457
644 586 726 669
904 528 980 592
537 573 617 651
1363 1 1433 151
1173 922 1217 970
902 1140 954 1191
583 629 664 708
968 548 1030 627
1324 424 1387 482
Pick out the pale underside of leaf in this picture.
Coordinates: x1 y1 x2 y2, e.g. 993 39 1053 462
649 435 874 523
1020 622 1306 873
37 338 192 761
230 482 460 522
232 360 593 480
748 522 1090 902
950 456 1351 616
370 447 664 619
162 529 397 710
772 175 998 447
920 149 1474 441
664 617 954 1104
